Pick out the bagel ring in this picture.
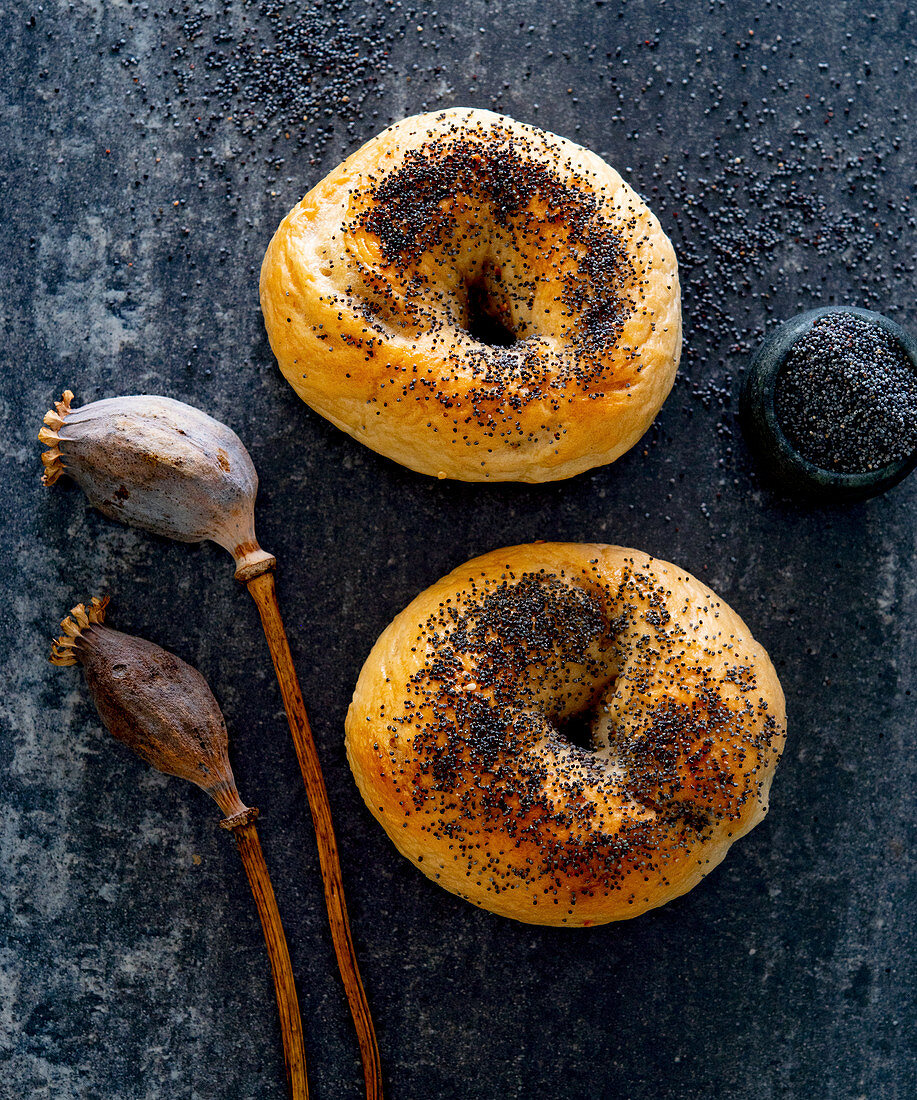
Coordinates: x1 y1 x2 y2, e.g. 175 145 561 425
260 108 681 482
346 543 786 926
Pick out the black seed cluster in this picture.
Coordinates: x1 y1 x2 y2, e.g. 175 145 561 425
338 119 649 446
361 132 635 356
631 34 916 478
774 312 917 473
173 0 391 160
371 561 779 918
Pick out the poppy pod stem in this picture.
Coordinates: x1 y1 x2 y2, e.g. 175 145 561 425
221 809 309 1100
50 599 308 1100
243 566 383 1100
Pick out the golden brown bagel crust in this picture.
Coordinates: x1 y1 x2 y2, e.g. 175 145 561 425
346 543 785 926
260 109 681 482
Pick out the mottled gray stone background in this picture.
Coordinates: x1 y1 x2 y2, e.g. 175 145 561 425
2 1 915 1097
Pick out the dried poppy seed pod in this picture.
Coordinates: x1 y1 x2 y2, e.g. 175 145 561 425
49 597 309 1097
50 595 248 820
39 391 275 580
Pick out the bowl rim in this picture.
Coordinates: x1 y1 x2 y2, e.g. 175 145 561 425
749 305 917 491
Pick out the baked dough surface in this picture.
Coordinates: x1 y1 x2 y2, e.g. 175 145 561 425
346 543 786 926
260 109 681 481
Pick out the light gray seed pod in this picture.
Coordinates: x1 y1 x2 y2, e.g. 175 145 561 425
40 391 274 578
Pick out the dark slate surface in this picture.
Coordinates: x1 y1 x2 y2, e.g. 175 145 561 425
3 1 915 1097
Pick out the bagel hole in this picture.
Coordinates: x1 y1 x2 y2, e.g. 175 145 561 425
465 279 517 348
556 708 599 752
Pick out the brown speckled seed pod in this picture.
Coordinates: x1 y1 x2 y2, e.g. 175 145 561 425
51 595 247 814
49 597 308 1098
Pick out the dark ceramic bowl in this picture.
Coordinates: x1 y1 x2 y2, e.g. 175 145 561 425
739 306 917 502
